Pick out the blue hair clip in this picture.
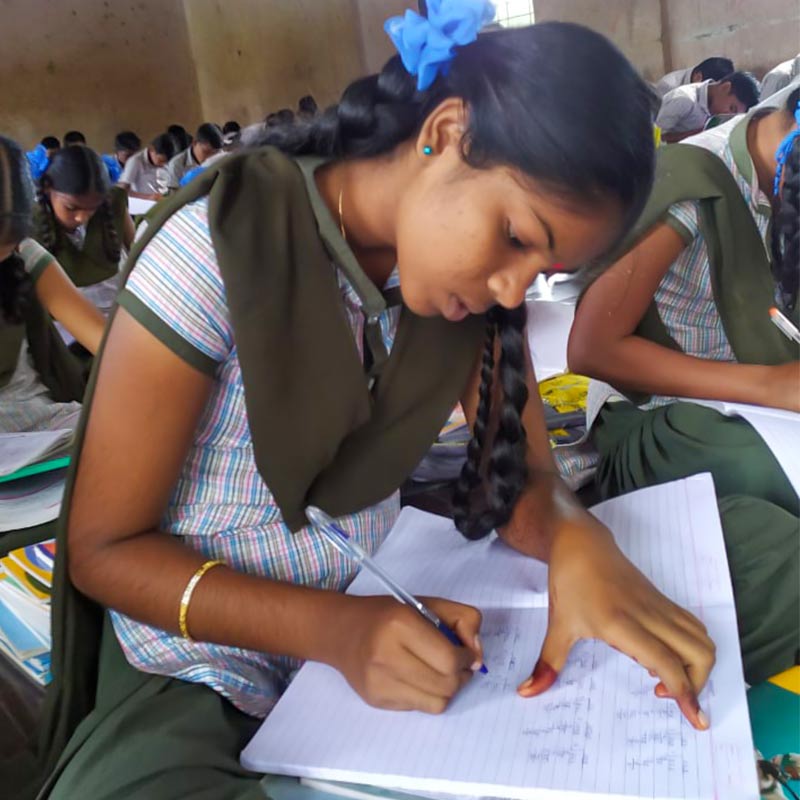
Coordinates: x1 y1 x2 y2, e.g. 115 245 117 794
384 0 495 91
773 99 800 196
26 144 51 182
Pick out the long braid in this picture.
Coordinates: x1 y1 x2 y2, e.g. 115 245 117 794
35 182 58 252
771 134 800 312
100 198 121 263
454 304 529 539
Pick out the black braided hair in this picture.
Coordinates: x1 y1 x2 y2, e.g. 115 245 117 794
771 88 800 313
0 135 35 326
36 145 115 259
453 304 529 538
246 20 657 538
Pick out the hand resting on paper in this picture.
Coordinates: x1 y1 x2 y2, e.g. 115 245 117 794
515 510 716 731
325 594 484 715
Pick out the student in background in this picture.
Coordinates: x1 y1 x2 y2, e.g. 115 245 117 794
39 13 715 800
761 54 800 101
656 71 760 142
167 123 192 152
297 94 318 119
118 133 178 200
0 136 101 433
40 136 60 157
222 120 241 149
101 131 141 184
165 122 223 190
32 146 134 324
654 56 734 98
569 87 800 687
63 130 86 147
265 108 295 127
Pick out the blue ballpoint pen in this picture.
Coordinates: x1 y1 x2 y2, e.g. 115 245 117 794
306 505 488 674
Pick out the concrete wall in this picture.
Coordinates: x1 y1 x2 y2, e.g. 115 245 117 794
534 0 665 81
0 0 202 151
182 0 367 127
661 0 800 78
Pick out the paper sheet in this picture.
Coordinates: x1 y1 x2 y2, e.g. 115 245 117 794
0 469 66 532
128 196 157 215
0 430 72 477
526 300 576 381
242 476 757 799
689 400 800 498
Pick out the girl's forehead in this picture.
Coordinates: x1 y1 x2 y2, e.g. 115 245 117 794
51 190 104 210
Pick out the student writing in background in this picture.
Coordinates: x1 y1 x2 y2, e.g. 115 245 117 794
118 132 178 201
62 130 86 147
164 122 224 190
656 70 759 142
32 146 135 326
569 86 800 687
102 130 141 183
654 56 735 98
38 9 714 800
0 136 101 433
40 136 60 158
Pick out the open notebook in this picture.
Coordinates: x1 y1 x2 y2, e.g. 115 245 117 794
242 475 757 800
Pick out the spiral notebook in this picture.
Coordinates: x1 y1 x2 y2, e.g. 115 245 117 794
241 475 757 800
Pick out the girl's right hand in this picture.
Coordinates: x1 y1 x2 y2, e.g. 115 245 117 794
762 361 800 412
326 595 484 714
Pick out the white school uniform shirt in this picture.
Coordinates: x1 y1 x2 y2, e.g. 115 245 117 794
656 80 712 135
760 55 800 101
165 146 200 190
119 148 166 195
654 67 693 98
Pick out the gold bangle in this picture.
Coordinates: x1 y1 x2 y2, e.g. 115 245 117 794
179 559 225 641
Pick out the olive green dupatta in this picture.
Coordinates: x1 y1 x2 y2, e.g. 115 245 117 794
32 147 484 796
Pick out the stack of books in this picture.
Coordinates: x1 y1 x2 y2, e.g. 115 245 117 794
0 540 54 685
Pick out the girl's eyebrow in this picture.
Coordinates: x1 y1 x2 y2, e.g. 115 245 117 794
529 206 555 251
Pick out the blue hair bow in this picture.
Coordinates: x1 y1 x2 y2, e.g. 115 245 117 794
26 144 51 182
384 0 496 91
773 99 800 196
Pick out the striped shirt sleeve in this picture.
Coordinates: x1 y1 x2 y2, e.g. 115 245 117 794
663 199 700 246
120 199 233 375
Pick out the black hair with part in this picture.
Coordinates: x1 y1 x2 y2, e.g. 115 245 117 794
63 130 86 146
693 57 735 82
0 136 35 325
151 133 178 160
40 136 60 151
195 123 224 150
250 21 657 538
222 121 241 135
114 131 141 153
36 145 120 263
771 87 800 312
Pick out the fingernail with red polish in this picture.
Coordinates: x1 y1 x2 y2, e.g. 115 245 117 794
519 659 558 696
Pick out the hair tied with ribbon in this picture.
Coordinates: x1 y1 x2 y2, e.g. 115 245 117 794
773 99 800 196
26 144 51 182
384 0 496 91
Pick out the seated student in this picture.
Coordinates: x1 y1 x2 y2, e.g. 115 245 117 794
761 54 800 101
63 130 86 147
165 122 223 190
32 145 135 323
297 94 318 119
118 133 178 200
0 136 101 434
656 71 760 142
654 56 734 98
36 12 715 800
40 136 60 157
167 123 192 152
265 107 296 127
569 87 800 687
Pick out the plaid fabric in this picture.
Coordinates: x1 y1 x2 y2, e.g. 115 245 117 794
112 197 402 717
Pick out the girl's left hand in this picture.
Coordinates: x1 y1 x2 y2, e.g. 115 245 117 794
516 513 716 731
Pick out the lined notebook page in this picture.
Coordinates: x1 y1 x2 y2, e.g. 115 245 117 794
241 475 757 800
